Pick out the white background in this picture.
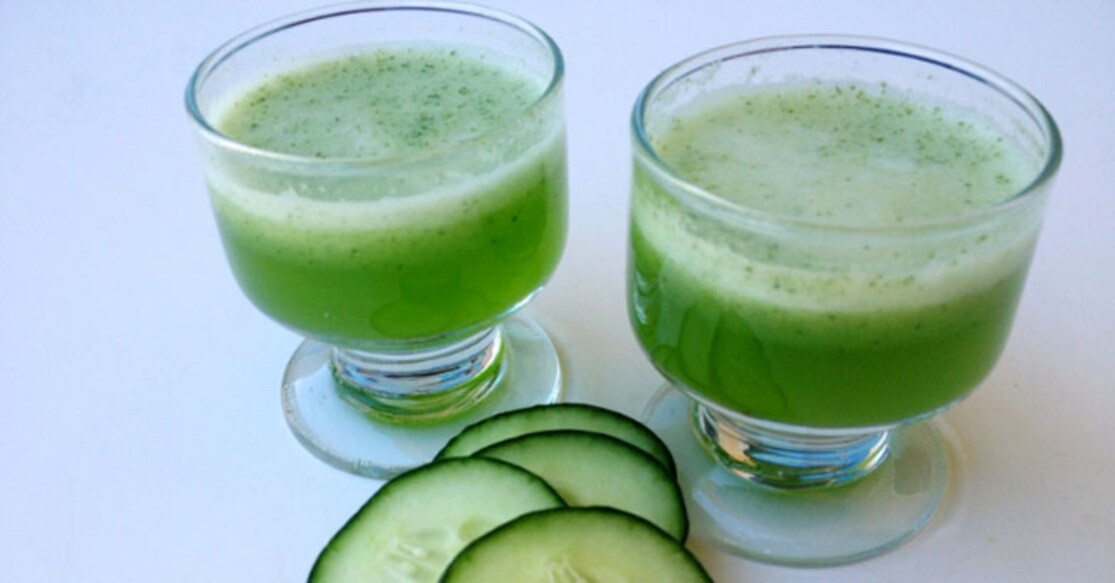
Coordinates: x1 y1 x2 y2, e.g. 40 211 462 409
2 1 1113 581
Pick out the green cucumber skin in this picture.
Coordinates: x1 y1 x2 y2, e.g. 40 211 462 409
436 403 677 476
440 507 714 583
472 429 689 542
308 458 565 583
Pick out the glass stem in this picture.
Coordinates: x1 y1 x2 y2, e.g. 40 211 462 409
331 327 504 422
695 403 892 489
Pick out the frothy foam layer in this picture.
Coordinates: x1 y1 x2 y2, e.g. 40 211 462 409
206 124 563 237
649 82 1031 225
216 46 546 160
634 82 1042 313
632 192 1036 313
203 44 562 240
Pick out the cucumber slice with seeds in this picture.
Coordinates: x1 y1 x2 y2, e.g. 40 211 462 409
436 403 676 476
441 507 713 583
472 430 688 541
309 458 564 583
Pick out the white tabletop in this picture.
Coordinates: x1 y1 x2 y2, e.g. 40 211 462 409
3 1 1113 581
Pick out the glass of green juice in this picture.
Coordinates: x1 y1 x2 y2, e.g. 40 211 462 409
631 36 1060 564
186 2 567 478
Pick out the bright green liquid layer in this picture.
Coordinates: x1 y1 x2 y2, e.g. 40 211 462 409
631 84 1038 428
210 48 565 344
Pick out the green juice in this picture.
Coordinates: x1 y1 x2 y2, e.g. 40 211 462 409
206 47 566 345
630 83 1042 428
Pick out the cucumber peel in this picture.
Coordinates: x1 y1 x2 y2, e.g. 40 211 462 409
436 403 676 476
441 507 713 583
472 429 688 541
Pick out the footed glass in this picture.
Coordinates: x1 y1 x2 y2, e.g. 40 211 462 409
629 36 1060 564
186 1 567 479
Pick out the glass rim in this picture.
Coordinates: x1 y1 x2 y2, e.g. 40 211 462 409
184 0 564 168
631 34 1063 234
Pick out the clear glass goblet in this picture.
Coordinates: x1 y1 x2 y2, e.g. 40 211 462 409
186 1 567 479
629 35 1060 565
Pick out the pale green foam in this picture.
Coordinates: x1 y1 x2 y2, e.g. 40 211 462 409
204 45 562 243
206 125 562 236
219 46 544 160
650 82 1030 225
635 82 1041 313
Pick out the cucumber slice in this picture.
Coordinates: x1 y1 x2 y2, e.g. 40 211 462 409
471 430 688 541
441 507 713 583
436 403 676 476
309 458 564 583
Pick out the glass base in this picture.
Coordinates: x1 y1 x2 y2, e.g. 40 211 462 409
281 314 562 479
643 384 948 566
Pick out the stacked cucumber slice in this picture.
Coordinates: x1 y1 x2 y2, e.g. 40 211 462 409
309 403 711 582
437 403 676 475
